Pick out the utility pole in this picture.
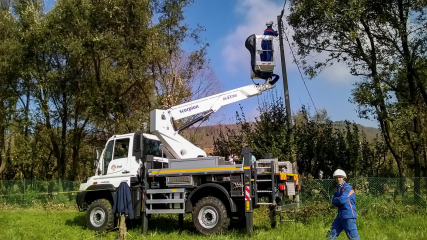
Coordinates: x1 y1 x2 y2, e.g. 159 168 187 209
277 10 292 135
277 9 300 206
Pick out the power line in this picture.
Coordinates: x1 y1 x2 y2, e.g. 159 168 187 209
280 17 318 112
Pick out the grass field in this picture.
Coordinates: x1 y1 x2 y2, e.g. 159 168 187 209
0 206 426 240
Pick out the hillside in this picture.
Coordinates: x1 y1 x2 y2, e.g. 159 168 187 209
181 121 382 151
333 121 381 142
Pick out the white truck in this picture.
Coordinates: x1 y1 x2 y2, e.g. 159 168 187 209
76 34 299 236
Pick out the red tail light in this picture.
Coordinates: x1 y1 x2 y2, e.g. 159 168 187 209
279 184 286 191
296 184 301 190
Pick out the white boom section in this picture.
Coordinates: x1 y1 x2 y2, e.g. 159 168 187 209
150 82 274 159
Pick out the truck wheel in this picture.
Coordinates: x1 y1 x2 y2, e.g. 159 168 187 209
192 197 229 235
86 199 114 231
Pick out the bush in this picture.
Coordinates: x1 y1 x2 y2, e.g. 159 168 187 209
300 175 335 204
295 200 334 224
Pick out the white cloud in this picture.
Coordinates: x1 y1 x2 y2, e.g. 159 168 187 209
221 0 284 73
303 51 358 84
318 63 357 84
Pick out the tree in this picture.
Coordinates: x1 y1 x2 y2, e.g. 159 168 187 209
0 0 217 180
246 93 293 160
213 96 390 179
0 4 20 176
214 92 293 162
288 0 427 182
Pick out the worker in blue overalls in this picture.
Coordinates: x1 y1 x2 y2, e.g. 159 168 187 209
261 21 280 85
327 169 360 240
261 20 278 62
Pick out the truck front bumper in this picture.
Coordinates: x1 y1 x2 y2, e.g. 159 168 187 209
76 191 86 212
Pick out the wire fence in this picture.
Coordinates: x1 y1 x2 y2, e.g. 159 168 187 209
0 179 79 206
0 178 426 209
300 177 427 210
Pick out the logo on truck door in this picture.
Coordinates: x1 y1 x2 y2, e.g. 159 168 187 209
111 165 122 171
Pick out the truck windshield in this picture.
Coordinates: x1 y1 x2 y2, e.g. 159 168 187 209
143 138 162 158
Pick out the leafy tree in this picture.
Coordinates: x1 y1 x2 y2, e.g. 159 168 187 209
212 123 246 162
213 95 393 179
287 0 427 194
0 0 214 180
0 4 20 176
213 93 292 162
246 93 293 160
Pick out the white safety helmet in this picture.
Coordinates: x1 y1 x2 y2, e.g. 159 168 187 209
266 20 273 27
333 169 347 179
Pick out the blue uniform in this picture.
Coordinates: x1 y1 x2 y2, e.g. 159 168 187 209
261 27 278 61
327 181 360 240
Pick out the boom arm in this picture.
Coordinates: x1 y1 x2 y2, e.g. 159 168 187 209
150 82 274 159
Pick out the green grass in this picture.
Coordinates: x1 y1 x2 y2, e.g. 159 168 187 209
0 207 426 240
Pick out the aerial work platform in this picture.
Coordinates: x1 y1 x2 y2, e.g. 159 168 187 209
245 34 276 80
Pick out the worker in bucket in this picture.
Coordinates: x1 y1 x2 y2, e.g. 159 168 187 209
261 20 278 62
327 169 360 240
261 21 280 85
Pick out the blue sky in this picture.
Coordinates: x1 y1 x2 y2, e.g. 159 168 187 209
44 0 378 128
182 0 378 128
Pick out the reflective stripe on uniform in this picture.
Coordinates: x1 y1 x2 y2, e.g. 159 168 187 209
348 199 354 216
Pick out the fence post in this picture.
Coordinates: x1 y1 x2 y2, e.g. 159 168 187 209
23 179 26 205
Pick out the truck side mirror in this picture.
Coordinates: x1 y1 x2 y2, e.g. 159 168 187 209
94 147 100 160
94 148 100 169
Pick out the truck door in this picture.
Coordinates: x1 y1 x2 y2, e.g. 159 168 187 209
106 138 130 175
100 138 130 176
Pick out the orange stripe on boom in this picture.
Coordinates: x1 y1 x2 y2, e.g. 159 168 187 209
347 190 355 197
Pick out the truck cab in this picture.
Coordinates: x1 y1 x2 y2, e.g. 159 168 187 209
76 132 169 228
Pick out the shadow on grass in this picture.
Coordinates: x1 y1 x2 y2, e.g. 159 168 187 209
65 214 87 229
253 225 270 232
63 213 259 237
63 213 192 233
147 214 269 237
145 214 196 234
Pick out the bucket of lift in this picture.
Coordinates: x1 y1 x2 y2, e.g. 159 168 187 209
245 34 276 80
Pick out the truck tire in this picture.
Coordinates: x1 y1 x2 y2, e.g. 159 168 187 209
86 199 114 231
192 197 229 235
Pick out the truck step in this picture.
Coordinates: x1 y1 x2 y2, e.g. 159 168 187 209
257 190 272 193
146 209 185 214
146 188 185 194
257 202 274 205
146 199 185 204
256 179 272 182
145 188 186 214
